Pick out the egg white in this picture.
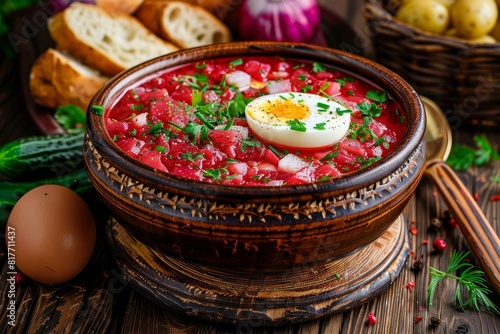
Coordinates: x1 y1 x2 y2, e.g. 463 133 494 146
245 92 351 149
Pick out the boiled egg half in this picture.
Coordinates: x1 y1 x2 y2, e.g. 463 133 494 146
245 92 351 149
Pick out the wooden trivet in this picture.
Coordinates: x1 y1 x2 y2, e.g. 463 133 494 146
106 215 409 327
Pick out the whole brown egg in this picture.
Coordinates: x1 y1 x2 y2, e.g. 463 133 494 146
6 184 96 284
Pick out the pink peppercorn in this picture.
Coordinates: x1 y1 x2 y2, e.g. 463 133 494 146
433 239 446 252
367 312 377 326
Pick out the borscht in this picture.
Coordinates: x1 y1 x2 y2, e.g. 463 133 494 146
104 56 407 186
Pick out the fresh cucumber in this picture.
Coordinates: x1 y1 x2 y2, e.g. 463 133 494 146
0 131 85 180
0 167 94 226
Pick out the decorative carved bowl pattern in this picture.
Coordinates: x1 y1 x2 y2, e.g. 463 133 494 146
83 42 426 271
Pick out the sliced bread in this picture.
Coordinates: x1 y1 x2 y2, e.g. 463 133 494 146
48 3 179 76
96 0 144 14
29 48 110 111
135 1 232 49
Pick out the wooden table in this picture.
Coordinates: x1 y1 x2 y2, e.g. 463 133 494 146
1 18 500 334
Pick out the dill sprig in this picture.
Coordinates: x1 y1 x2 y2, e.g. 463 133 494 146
428 251 500 315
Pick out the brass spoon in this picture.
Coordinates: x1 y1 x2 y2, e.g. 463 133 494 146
422 96 500 294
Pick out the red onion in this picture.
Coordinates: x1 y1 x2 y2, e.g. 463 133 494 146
238 0 320 43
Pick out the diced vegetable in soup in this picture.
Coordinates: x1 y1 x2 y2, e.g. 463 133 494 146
105 56 407 186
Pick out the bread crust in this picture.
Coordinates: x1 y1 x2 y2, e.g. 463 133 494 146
136 1 231 49
96 0 144 14
48 3 179 76
29 48 109 111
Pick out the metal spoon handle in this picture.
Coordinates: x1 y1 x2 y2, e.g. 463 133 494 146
425 159 500 294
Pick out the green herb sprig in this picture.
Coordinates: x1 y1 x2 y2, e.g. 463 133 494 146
428 251 500 315
446 135 500 171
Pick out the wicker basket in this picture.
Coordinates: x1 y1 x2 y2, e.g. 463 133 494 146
364 0 500 128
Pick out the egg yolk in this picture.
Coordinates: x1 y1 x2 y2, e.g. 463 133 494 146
250 98 311 123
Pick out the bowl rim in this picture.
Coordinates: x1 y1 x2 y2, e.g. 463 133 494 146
86 41 426 201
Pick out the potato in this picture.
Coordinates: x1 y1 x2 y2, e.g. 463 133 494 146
396 0 450 34
444 28 496 43
401 0 455 9
451 0 498 39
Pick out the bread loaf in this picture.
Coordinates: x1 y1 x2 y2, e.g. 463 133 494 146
135 1 231 49
96 0 144 14
159 0 238 20
29 48 110 111
48 3 179 76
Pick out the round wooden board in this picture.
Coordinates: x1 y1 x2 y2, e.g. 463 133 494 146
106 215 409 327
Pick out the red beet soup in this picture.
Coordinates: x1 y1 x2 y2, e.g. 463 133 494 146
104 56 408 186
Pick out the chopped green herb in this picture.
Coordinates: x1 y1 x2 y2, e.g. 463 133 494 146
301 85 313 93
287 119 307 132
312 62 326 73
230 58 243 67
298 75 307 81
129 128 137 136
130 104 143 112
357 101 382 118
192 90 203 107
194 111 215 129
195 62 207 69
335 77 354 87
155 146 167 153
375 137 385 146
168 121 182 131
336 107 351 116
147 122 164 135
91 105 104 116
241 138 261 151
183 122 209 144
180 152 204 162
366 90 387 103
361 156 380 168
268 145 284 158
317 102 330 110
204 168 222 181
225 92 248 118
320 151 339 160
314 122 326 130
223 118 234 130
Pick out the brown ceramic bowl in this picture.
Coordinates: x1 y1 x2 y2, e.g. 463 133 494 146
83 42 426 271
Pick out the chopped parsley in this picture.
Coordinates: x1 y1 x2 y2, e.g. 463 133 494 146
155 146 167 153
241 138 262 151
357 101 382 118
366 90 387 103
446 135 499 171
312 62 326 73
335 76 354 87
